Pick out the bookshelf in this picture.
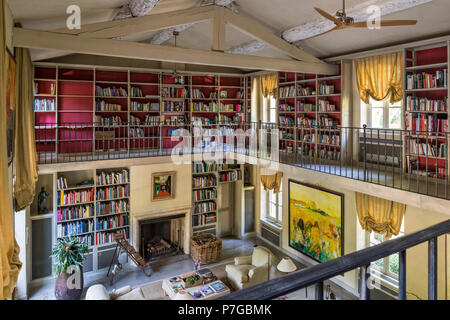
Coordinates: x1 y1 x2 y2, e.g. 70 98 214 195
278 62 343 162
404 42 449 180
56 168 130 247
34 64 249 159
191 160 242 236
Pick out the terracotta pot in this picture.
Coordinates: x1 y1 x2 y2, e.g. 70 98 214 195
55 266 84 300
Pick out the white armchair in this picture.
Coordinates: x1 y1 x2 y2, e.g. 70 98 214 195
225 246 275 290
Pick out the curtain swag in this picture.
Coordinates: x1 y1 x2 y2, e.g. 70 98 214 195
260 172 283 193
355 52 403 104
260 73 278 99
355 192 406 238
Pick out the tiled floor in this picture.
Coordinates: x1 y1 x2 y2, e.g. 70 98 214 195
27 236 358 300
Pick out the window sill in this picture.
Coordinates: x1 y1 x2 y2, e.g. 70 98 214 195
260 218 282 231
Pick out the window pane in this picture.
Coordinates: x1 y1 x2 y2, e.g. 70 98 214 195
361 100 368 126
389 107 401 129
371 108 384 128
389 253 399 274
373 258 384 269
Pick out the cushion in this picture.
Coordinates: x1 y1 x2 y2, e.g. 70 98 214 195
115 288 146 300
226 264 252 283
252 246 272 267
110 285 132 299
85 284 110 300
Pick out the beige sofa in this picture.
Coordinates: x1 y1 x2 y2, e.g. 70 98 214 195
85 284 145 300
225 246 275 290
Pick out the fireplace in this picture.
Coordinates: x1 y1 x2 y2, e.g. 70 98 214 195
139 214 185 260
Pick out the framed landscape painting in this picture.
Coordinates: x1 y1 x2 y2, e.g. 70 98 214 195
289 180 343 263
152 172 175 201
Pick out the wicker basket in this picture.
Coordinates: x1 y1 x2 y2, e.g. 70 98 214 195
190 233 222 264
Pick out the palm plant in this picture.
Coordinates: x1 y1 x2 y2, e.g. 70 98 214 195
51 237 89 276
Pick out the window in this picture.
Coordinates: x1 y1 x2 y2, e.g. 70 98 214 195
264 185 282 224
263 95 277 123
361 97 402 129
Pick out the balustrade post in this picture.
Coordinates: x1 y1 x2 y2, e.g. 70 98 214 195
359 264 370 300
428 237 438 300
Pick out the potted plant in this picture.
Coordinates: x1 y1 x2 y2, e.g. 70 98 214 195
51 237 88 300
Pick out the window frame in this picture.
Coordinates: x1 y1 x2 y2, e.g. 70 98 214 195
361 97 402 130
264 186 282 225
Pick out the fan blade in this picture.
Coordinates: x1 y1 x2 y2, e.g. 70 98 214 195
314 7 342 26
303 26 340 40
348 20 418 28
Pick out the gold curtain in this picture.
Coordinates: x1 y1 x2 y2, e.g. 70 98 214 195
260 73 278 99
13 47 38 211
0 0 22 300
355 52 403 104
260 172 283 193
355 192 406 238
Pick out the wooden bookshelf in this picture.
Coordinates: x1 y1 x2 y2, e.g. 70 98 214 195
404 42 449 180
278 62 342 162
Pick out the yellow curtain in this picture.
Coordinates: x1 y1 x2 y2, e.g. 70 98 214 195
355 192 406 238
260 73 278 99
0 0 22 300
355 52 403 104
260 172 283 193
13 46 38 211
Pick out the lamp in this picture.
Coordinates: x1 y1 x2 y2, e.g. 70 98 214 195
173 290 194 300
277 257 297 273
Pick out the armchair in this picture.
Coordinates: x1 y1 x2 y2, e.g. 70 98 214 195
225 246 275 290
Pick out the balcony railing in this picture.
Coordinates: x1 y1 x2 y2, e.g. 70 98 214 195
35 121 450 200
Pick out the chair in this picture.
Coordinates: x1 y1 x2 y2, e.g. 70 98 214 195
85 284 146 300
225 246 275 290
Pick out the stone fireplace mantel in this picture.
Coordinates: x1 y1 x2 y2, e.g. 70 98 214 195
131 206 192 255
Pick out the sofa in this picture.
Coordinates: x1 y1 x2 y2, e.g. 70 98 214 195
85 284 145 300
225 246 275 290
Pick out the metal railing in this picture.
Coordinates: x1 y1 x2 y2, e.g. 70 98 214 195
35 121 450 199
218 219 450 300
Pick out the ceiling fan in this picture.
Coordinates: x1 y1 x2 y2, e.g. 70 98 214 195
310 0 418 39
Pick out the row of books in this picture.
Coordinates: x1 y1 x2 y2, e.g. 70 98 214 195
193 161 217 173
192 213 216 226
408 141 447 158
405 113 449 134
279 86 295 98
219 103 242 112
57 176 69 189
34 82 56 95
95 115 123 126
279 104 295 112
57 204 94 222
219 114 244 123
57 188 95 206
318 84 335 95
298 86 315 96
163 115 186 125
96 199 129 215
95 100 123 112
408 161 446 179
96 185 129 201
57 220 94 238
318 148 341 161
96 228 129 245
130 101 160 112
129 128 145 138
193 189 217 201
96 214 129 231
318 100 338 112
130 87 144 97
162 87 189 98
217 162 240 171
192 89 217 99
279 116 295 126
96 169 129 186
192 102 218 112
319 134 340 145
193 176 217 188
95 86 128 97
194 201 217 214
297 102 315 112
281 130 294 140
192 117 216 125
406 96 447 112
163 101 185 112
406 70 448 90
34 99 56 111
218 170 242 182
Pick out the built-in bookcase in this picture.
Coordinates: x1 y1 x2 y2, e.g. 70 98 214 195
34 64 250 159
404 42 449 180
191 160 242 236
278 62 342 161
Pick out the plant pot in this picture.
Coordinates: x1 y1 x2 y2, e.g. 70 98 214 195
55 266 84 300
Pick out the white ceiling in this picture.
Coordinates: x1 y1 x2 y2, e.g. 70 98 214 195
7 0 450 62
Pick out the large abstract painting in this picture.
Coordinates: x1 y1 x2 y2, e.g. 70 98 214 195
152 172 175 201
289 180 343 263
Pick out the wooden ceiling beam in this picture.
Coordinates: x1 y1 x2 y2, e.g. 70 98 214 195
51 6 216 39
13 27 338 74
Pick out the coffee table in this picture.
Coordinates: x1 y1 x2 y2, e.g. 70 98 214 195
162 271 230 300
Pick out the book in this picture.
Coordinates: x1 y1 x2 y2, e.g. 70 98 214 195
209 281 226 293
189 290 203 299
200 286 214 296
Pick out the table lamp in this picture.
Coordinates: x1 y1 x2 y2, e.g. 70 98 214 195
277 257 297 273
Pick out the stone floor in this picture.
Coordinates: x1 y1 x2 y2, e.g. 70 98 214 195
27 236 358 300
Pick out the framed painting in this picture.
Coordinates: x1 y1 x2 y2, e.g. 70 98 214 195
152 172 175 201
288 180 344 263
6 49 16 165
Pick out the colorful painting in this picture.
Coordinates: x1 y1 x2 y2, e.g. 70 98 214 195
289 180 343 263
6 50 16 164
152 172 175 201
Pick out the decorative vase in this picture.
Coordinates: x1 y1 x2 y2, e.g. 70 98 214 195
55 266 84 300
